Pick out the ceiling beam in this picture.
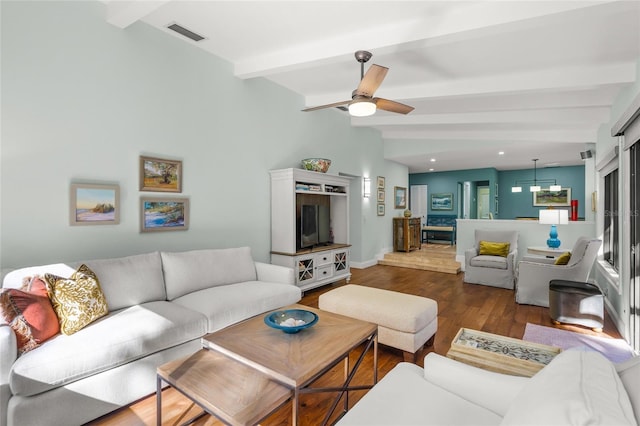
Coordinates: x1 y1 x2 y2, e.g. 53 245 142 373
380 128 596 143
234 1 618 79
106 0 170 29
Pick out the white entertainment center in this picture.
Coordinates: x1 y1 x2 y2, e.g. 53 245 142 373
269 168 351 292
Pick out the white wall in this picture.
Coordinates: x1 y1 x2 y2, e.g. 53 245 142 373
0 1 399 269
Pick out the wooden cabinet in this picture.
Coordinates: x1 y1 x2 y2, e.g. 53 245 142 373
269 168 352 292
393 217 421 252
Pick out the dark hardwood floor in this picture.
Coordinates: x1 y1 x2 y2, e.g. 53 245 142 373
89 263 622 426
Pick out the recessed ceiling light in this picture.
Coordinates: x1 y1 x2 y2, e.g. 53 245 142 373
498 151 505 155
429 168 434 171
430 158 436 162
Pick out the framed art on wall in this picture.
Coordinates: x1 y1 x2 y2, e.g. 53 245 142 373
431 193 453 210
533 188 571 207
140 156 182 193
377 189 385 202
377 203 385 216
141 197 189 232
377 176 385 189
70 183 120 226
394 186 407 209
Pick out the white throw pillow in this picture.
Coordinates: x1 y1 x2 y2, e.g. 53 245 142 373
501 349 637 425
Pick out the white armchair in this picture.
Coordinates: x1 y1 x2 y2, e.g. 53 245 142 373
464 229 519 289
516 237 602 307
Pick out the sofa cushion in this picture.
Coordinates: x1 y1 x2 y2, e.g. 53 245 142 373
501 349 636 425
10 301 206 397
82 252 166 311
337 362 501 425
172 281 301 333
0 277 59 354
616 356 640 424
161 247 257 300
470 255 508 270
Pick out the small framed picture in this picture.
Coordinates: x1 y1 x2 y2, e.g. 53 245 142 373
141 197 189 232
140 156 182 193
431 193 453 211
533 188 571 207
377 176 385 189
377 203 385 216
70 183 120 226
377 189 385 202
394 186 407 209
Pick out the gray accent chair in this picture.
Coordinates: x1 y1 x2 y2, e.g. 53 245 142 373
464 229 519 289
516 237 602 307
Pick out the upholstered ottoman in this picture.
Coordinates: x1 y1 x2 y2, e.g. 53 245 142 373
549 280 604 332
319 285 438 362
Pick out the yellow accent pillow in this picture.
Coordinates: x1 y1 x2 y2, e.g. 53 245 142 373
554 251 572 265
44 264 108 335
479 241 511 257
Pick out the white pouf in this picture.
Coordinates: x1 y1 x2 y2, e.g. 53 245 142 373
319 285 438 362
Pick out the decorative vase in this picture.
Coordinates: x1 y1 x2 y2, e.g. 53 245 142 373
404 209 412 217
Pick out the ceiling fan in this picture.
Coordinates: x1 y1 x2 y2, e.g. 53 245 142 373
302 50 414 117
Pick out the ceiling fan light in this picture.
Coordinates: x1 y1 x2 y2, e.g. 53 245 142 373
349 100 376 117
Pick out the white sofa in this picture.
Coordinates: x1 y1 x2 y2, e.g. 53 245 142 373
338 349 640 426
0 247 301 426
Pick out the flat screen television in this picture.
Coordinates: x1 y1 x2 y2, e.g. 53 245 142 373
300 204 331 249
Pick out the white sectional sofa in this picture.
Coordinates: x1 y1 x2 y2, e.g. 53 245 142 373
0 247 301 426
338 349 640 426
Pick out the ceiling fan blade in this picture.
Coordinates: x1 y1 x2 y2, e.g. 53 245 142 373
374 98 415 115
302 100 351 112
354 64 388 97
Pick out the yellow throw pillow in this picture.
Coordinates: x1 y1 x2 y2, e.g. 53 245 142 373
44 264 108 335
479 241 511 257
554 251 571 265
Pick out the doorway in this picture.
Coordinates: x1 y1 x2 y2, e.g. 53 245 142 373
410 185 428 225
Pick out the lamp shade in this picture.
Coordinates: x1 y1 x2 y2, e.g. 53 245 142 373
349 99 376 117
539 209 569 225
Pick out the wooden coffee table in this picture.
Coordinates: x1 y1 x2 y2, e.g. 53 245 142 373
157 304 378 426
446 328 561 377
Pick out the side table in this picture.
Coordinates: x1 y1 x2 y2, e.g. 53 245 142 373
527 246 565 258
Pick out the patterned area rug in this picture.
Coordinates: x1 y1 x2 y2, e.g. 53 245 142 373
523 323 635 363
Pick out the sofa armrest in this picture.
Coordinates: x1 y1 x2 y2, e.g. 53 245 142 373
521 255 556 264
464 247 479 263
254 262 295 285
0 324 16 385
423 353 528 417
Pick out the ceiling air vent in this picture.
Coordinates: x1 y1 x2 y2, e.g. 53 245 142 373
166 23 205 42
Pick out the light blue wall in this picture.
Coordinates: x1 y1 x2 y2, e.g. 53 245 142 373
0 1 405 269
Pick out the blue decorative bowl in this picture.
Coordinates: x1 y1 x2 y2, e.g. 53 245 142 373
264 309 319 334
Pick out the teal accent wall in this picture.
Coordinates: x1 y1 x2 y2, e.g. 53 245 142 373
498 166 585 219
410 168 498 217
410 165 585 219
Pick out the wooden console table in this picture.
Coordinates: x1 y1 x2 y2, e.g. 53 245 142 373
393 217 421 252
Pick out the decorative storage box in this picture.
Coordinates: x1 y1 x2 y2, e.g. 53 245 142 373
446 328 562 377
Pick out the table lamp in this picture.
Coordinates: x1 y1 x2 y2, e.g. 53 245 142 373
539 209 569 248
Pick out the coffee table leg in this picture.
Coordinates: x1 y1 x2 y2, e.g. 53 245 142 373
156 376 162 426
292 388 299 426
343 356 349 412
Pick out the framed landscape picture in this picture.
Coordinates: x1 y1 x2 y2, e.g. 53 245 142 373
141 197 189 232
533 188 571 207
394 186 407 209
431 193 453 211
70 183 120 226
140 156 182 193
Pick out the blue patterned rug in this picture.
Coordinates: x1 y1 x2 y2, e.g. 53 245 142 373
523 323 635 363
